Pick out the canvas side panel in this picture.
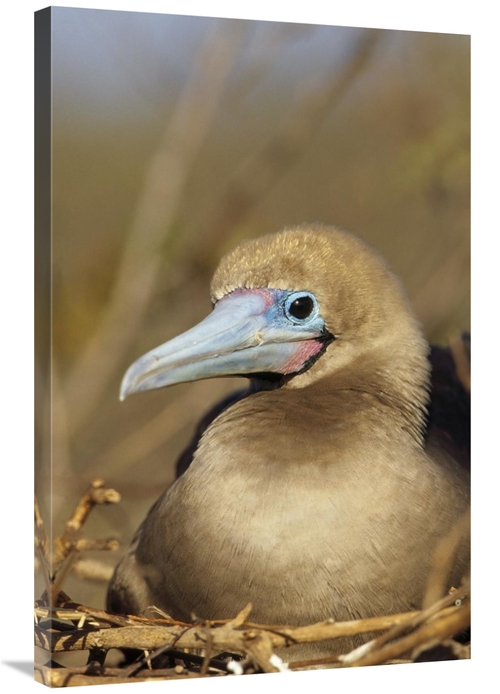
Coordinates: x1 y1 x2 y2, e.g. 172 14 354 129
34 6 52 683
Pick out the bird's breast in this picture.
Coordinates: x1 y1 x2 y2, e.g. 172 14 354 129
134 414 467 625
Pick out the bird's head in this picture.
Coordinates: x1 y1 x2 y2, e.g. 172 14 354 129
120 224 428 400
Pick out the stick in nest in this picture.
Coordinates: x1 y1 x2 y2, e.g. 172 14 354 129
35 479 121 605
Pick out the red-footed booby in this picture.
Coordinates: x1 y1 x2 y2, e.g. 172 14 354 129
107 224 470 658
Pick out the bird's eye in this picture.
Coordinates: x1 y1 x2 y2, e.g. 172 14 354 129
290 296 314 319
284 292 318 323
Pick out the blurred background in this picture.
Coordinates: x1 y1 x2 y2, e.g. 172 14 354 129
35 7 470 609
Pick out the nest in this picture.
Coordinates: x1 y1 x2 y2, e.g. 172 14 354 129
34 480 470 686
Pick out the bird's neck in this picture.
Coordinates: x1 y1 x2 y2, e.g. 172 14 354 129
329 352 429 445
249 340 430 448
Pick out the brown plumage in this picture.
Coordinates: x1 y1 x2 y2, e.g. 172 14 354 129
107 224 470 658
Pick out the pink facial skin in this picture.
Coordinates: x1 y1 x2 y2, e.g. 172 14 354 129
281 339 324 374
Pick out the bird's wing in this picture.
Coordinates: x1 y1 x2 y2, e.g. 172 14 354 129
426 332 470 471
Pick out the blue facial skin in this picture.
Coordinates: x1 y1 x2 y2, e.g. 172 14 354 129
120 287 331 400
265 288 324 331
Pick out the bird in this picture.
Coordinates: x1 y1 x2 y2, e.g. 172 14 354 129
107 223 470 659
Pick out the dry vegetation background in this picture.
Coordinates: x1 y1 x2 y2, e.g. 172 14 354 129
35 8 470 612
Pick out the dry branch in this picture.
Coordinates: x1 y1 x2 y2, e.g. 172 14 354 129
34 574 469 684
35 480 121 603
35 602 467 656
34 662 208 687
65 479 120 531
52 479 121 576
34 594 470 685
34 495 48 555
336 581 469 667
347 600 470 668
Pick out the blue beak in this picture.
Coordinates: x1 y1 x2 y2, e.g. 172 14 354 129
120 289 326 400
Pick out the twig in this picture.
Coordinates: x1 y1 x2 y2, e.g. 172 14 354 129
347 600 470 668
35 604 131 628
53 479 120 572
199 625 215 677
226 603 253 628
121 625 197 677
423 511 470 609
73 538 119 553
241 630 280 673
35 590 470 683
339 580 469 665
165 649 234 673
35 480 121 601
65 479 121 531
34 604 465 655
50 550 79 606
34 662 207 687
34 495 52 595
34 495 48 555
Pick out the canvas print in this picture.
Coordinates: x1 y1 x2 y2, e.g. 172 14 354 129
34 6 470 686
